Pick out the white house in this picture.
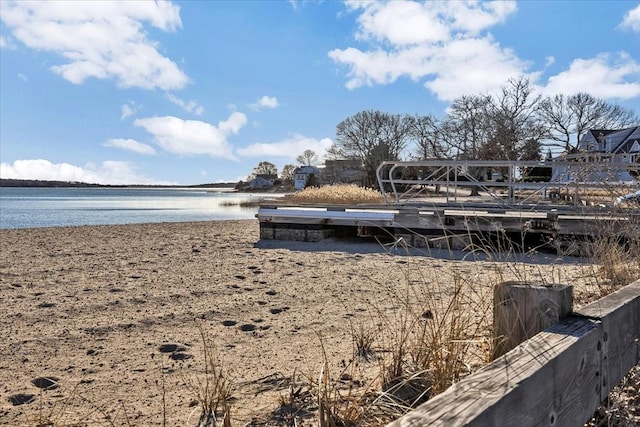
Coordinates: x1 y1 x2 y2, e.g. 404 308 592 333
294 166 321 190
249 174 278 189
552 126 640 183
577 126 640 164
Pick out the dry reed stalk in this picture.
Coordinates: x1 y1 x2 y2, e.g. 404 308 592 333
315 335 363 427
350 321 376 362
575 217 640 303
25 379 143 427
329 255 495 421
185 327 234 427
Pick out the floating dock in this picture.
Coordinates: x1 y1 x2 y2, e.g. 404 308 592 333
257 160 639 255
256 201 639 255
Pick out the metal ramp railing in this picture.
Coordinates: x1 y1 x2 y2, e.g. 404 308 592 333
376 159 640 207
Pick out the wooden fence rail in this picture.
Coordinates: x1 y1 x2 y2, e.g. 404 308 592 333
388 279 640 427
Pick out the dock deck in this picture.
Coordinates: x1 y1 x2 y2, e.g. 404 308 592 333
256 201 639 255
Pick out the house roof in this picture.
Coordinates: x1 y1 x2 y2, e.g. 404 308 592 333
578 126 640 154
294 165 320 174
615 127 640 154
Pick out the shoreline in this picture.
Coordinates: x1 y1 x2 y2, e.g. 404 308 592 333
0 220 609 424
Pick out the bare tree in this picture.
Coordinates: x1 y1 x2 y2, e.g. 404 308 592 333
249 161 278 180
441 95 492 160
443 78 545 162
280 164 296 181
483 77 545 161
439 96 492 195
539 92 639 152
296 149 319 166
437 79 544 194
409 114 448 159
335 110 413 186
325 143 347 160
537 94 572 150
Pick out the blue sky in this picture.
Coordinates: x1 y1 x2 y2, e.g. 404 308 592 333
1 0 639 185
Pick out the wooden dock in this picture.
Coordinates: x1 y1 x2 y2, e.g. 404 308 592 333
256 202 639 255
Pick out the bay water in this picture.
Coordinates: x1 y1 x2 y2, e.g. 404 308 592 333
0 187 269 229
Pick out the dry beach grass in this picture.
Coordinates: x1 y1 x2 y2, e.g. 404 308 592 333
283 184 384 205
0 219 637 425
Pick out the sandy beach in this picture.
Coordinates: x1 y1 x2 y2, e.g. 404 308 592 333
0 219 621 425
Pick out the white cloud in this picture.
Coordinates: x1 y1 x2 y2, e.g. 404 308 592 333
349 0 516 46
0 159 170 185
165 93 204 115
329 45 430 89
134 112 247 159
236 134 333 160
330 0 525 100
0 34 17 49
423 38 533 100
120 101 141 120
249 95 280 111
17 72 27 81
0 0 188 90
620 4 640 31
103 138 156 155
332 1 640 103
353 1 451 45
446 0 517 34
542 53 640 100
544 56 555 68
329 37 530 100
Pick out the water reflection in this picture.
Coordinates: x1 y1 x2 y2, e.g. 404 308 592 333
0 187 283 229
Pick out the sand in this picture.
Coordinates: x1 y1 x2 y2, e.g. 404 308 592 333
0 220 614 425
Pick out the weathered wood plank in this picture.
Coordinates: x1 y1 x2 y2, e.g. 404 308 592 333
389 317 602 427
388 280 640 427
574 279 640 402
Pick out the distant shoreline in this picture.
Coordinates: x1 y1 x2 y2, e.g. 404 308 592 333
0 178 238 189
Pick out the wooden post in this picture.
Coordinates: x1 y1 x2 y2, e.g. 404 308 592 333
493 281 573 359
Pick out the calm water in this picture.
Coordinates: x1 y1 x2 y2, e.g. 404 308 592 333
0 187 267 229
